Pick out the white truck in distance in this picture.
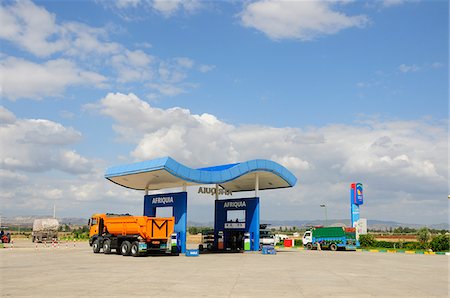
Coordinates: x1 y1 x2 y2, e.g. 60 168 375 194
259 224 275 249
32 218 59 243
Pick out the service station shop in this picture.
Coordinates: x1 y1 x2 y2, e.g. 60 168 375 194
105 157 297 253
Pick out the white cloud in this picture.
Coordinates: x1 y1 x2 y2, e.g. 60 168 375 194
116 0 142 9
0 1 208 100
198 64 215 73
111 49 154 82
87 92 447 223
0 0 121 58
0 57 107 100
0 107 92 174
399 63 420 73
431 62 444 69
95 93 447 188
0 106 16 124
382 0 404 7
147 83 186 96
0 0 67 57
175 57 194 68
239 0 369 40
152 0 202 17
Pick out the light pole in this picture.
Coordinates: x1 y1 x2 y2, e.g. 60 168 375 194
320 204 328 227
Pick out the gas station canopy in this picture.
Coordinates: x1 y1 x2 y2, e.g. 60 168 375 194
105 156 297 192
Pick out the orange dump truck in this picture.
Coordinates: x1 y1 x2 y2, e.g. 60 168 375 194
88 213 179 257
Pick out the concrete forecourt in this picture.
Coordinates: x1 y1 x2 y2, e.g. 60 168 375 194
1 240 447 297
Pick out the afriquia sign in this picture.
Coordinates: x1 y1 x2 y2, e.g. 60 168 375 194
351 183 363 205
198 186 233 196
223 201 246 208
151 196 174 204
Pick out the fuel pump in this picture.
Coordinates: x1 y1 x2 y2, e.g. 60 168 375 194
170 233 179 255
218 231 224 250
244 232 251 251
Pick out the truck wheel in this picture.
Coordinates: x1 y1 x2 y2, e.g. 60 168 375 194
130 241 141 257
330 243 338 251
120 241 131 256
103 239 112 254
306 243 313 250
92 239 101 253
32 236 35 243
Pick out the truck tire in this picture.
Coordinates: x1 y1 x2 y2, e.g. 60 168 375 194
120 240 131 256
330 243 338 251
92 239 101 253
103 239 112 254
306 243 313 250
130 241 140 257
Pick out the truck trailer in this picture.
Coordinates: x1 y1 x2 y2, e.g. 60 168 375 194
32 218 59 243
88 213 179 257
302 227 357 251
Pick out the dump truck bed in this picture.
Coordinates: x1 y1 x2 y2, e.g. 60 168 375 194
100 215 175 242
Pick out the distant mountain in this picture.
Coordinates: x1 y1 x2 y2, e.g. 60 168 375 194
3 216 448 230
1 216 88 227
189 219 449 230
263 219 449 230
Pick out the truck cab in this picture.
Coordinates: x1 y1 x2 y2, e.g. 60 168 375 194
88 214 100 238
259 224 275 249
302 230 312 248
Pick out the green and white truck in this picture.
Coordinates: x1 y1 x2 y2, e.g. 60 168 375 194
302 226 357 251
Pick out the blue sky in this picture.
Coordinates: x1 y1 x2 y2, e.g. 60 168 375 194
0 0 448 225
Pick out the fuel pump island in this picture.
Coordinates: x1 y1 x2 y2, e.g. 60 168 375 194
104 157 297 253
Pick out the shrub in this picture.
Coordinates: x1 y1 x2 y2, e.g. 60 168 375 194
375 241 395 249
429 235 450 252
404 242 422 250
417 227 431 249
359 234 376 247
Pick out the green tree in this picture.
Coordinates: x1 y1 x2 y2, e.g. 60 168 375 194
429 235 450 252
359 234 376 248
417 227 431 249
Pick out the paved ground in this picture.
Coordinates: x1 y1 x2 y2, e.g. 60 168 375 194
0 239 448 297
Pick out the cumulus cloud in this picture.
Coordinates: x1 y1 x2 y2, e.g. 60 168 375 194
0 57 107 100
0 0 122 58
239 0 369 40
0 0 66 57
382 0 405 7
399 63 420 73
111 49 154 83
87 93 447 223
151 0 202 17
0 1 211 100
0 106 92 174
198 64 215 73
98 0 202 19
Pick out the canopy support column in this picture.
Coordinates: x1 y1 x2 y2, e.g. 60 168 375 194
215 184 219 200
255 173 259 197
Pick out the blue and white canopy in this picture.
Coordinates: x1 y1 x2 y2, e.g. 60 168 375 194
105 157 297 192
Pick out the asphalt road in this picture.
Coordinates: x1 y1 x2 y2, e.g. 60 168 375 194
1 239 448 297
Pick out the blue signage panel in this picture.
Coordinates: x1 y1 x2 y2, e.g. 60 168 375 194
214 197 260 251
351 203 360 228
350 183 363 228
144 191 187 253
354 183 364 205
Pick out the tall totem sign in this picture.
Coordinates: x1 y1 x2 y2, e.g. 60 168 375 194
350 183 363 228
